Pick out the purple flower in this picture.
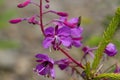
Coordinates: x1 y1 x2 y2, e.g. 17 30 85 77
82 46 97 58
114 64 120 73
43 26 72 50
34 54 55 79
55 58 72 70
69 27 83 48
55 17 79 28
104 43 117 56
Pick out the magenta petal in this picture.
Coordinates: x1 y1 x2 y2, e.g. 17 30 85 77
72 40 82 47
35 64 47 75
60 36 72 47
58 27 70 36
55 58 71 70
35 54 49 60
105 43 117 56
50 68 55 79
43 37 53 48
59 17 67 22
45 27 54 36
68 18 79 24
71 27 83 38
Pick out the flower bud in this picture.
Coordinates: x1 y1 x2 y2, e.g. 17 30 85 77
9 18 22 24
28 16 38 24
45 0 50 3
114 64 120 73
45 4 50 9
17 0 31 8
56 12 68 17
104 43 117 56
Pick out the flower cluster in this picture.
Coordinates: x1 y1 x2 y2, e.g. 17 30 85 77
43 22 83 50
34 53 72 79
9 0 119 79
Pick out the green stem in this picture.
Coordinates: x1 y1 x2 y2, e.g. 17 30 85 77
92 8 120 70
94 73 120 80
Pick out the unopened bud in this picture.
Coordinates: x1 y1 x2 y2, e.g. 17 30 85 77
45 4 50 9
28 16 38 24
9 18 22 24
56 12 68 17
104 43 117 56
17 0 31 8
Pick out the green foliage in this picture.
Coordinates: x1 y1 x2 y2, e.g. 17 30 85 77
113 40 120 51
85 36 102 47
94 73 120 80
84 62 92 79
92 7 120 70
0 40 19 49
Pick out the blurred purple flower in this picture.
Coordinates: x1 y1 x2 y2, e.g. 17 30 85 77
43 26 72 50
114 64 120 73
55 58 72 70
34 54 55 79
104 43 117 56
82 46 97 58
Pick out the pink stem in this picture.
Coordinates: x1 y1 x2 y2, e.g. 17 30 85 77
59 47 85 69
40 0 45 36
43 10 56 15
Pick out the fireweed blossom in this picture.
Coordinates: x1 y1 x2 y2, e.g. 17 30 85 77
104 43 117 56
43 26 72 50
55 58 72 70
82 46 97 58
9 0 120 79
55 17 79 28
34 54 55 79
54 17 83 48
114 64 120 73
69 27 83 48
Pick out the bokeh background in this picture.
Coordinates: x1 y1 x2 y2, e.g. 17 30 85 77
0 0 120 80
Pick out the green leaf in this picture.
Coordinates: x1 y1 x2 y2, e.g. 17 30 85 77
94 73 120 80
84 62 91 79
92 7 120 70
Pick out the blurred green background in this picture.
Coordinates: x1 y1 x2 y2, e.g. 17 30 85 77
0 0 120 80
